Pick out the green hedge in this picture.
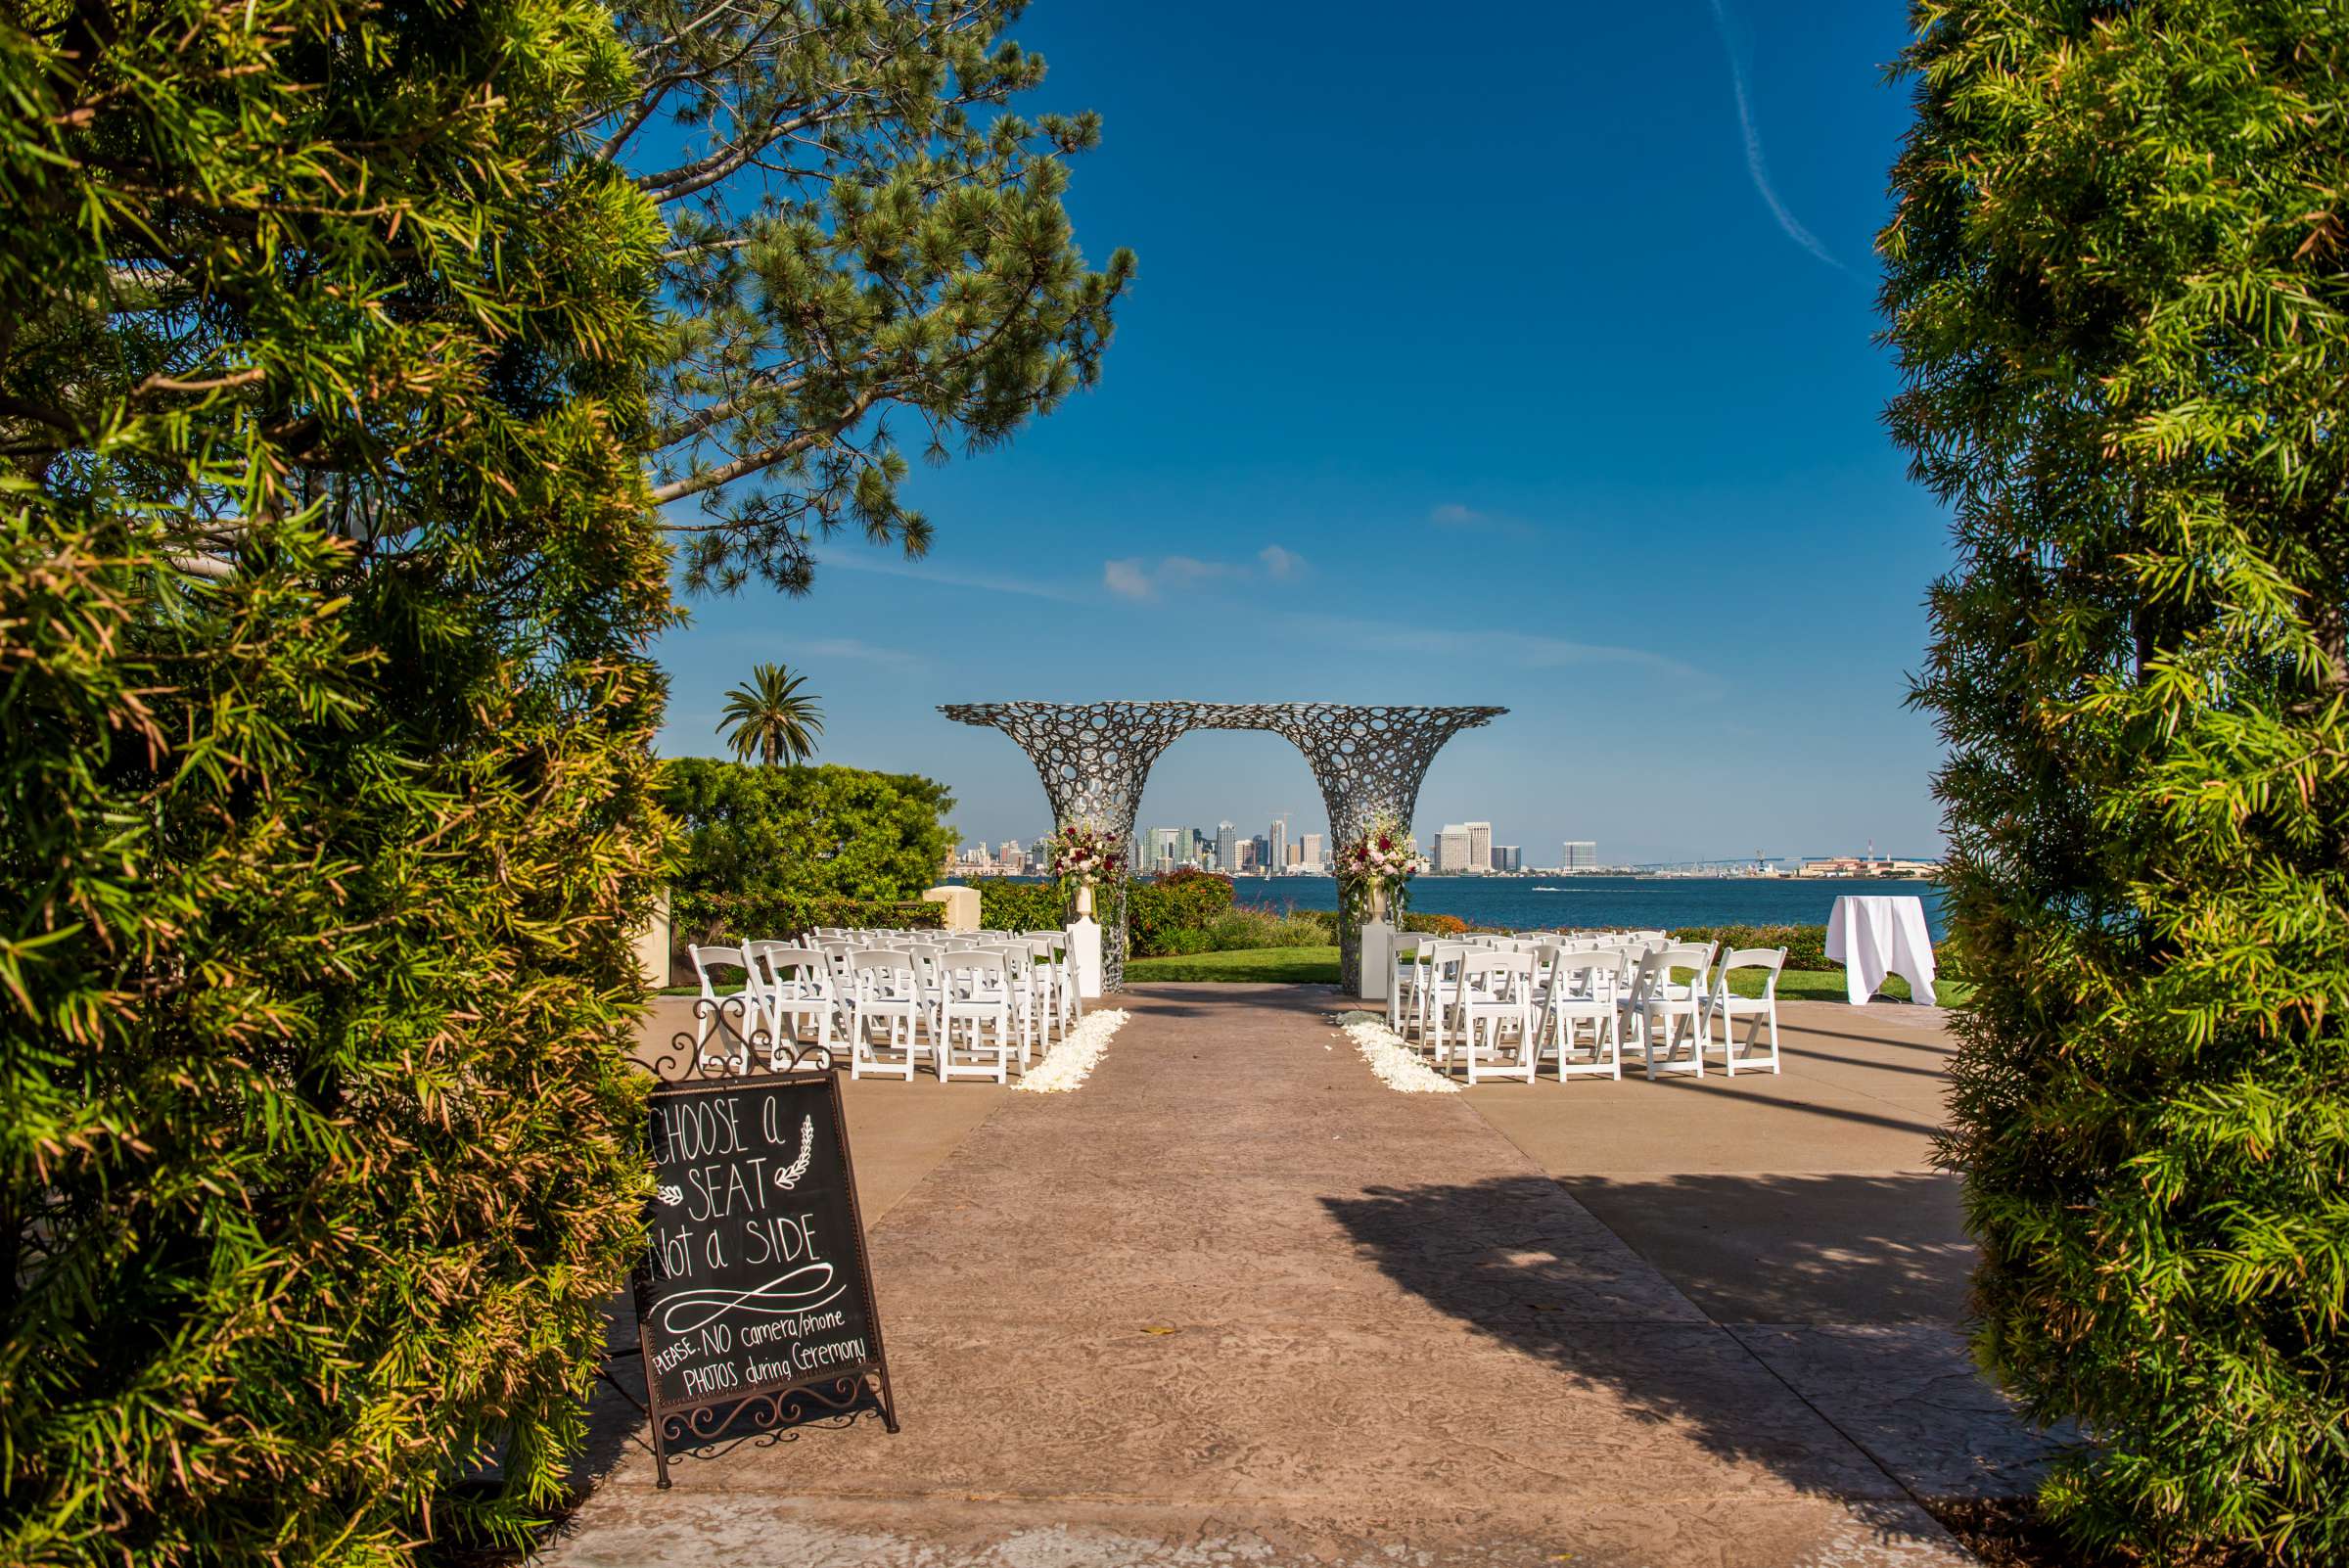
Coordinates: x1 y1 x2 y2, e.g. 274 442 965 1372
977 880 1064 931
971 871 1243 957
1128 870 1235 956
1670 924 1834 972
672 892 944 951
659 758 955 904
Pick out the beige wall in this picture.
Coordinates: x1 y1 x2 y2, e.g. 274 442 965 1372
632 889 671 989
922 885 982 931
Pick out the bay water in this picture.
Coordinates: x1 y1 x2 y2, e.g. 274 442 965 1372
1225 875 1948 941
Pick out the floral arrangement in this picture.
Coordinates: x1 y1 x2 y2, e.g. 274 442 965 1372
1041 818 1126 896
1336 813 1413 922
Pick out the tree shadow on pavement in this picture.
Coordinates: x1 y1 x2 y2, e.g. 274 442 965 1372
1557 1170 1976 1324
1321 1173 2070 1511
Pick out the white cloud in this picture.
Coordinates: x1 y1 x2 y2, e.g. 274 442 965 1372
797 636 927 673
1156 555 1243 587
1286 613 1721 694
1102 545 1307 600
1427 503 1534 537
1706 0 1843 272
817 551 1089 603
1103 558 1155 599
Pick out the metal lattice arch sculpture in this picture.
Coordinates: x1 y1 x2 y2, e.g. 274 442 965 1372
940 702 1506 990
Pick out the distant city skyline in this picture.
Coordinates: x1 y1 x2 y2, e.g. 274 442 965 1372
952 812 1928 876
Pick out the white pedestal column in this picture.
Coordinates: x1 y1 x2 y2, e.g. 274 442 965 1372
1359 920 1395 1001
1067 916 1104 999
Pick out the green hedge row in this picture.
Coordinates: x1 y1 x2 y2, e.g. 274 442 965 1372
1129 871 1236 955
976 880 1064 931
1670 924 1834 972
672 891 944 958
970 871 1242 957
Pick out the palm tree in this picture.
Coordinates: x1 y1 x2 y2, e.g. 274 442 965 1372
717 663 824 766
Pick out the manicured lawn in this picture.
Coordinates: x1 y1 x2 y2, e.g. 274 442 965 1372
1124 947 1970 1005
1124 945 1342 983
665 949 1970 1005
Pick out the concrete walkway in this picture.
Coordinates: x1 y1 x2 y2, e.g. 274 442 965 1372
552 986 1989 1567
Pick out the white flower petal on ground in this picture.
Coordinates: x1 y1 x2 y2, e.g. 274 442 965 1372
1331 1011 1458 1094
1016 1008 1132 1093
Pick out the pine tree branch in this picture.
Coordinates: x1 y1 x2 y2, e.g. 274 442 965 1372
647 384 890 503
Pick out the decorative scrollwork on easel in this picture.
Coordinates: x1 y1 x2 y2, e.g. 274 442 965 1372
641 995 835 1083
655 1376 883 1461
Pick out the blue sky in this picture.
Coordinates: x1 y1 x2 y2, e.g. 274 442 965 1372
655 0 1951 866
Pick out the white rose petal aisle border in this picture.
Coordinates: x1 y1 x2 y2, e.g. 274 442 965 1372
1333 1011 1458 1094
1016 1008 1132 1093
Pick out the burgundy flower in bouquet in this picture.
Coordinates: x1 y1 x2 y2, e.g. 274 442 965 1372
1043 819 1127 915
1337 814 1414 922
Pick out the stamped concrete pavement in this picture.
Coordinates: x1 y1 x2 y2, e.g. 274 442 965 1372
549 986 1980 1567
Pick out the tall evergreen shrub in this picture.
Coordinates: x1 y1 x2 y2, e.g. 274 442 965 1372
1 2 670 1562
661 758 955 912
1882 6 2349 1560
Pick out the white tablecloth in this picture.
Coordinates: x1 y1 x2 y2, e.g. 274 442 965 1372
1824 895 1937 1006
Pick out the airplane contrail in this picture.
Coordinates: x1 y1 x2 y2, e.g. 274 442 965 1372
1707 0 1845 271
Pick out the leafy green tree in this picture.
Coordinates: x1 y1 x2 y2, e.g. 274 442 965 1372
0 2 670 1562
601 0 1136 594
662 757 955 916
718 661 827 764
1882 5 2349 1561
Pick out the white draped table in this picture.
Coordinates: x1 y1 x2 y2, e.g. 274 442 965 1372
1824 894 1937 1006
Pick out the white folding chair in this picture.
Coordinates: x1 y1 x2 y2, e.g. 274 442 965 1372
1451 950 1538 1084
936 948 1019 1084
1387 930 1428 1034
1419 942 1473 1063
1706 946 1786 1076
847 948 929 1081
998 940 1048 1063
1622 942 1717 1079
754 945 834 1063
686 944 760 1058
1535 947 1621 1082
898 940 949 1044
1028 930 1081 1029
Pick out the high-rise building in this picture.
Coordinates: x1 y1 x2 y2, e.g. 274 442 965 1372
1492 845 1521 873
1562 840 1598 871
998 839 1022 871
1148 826 1182 873
1465 821 1493 873
1300 832 1324 869
1436 824 1473 873
1250 834 1269 871
1285 841 1301 868
1268 817 1288 873
1216 821 1238 875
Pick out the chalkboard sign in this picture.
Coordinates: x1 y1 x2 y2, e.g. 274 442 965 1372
629 1069 896 1483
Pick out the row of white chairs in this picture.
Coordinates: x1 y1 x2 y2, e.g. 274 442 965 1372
686 928 1082 1084
1385 930 1785 1084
